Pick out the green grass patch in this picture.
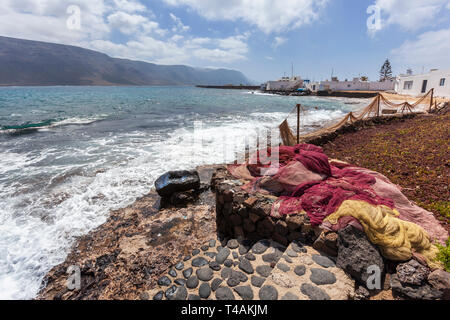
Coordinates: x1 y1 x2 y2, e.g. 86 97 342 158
436 238 450 272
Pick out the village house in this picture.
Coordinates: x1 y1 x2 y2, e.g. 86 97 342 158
395 69 450 98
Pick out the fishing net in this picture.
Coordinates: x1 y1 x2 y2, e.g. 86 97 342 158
279 89 435 145
227 143 448 268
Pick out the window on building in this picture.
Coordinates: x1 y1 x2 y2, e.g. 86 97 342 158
440 78 446 86
403 81 413 90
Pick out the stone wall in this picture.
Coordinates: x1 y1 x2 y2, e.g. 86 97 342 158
211 167 323 247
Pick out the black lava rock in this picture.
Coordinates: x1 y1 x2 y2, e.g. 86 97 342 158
155 170 200 197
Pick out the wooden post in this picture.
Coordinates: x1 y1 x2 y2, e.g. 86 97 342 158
429 88 434 112
296 104 301 144
377 93 381 117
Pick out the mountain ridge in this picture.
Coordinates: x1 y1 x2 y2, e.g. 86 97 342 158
0 36 252 86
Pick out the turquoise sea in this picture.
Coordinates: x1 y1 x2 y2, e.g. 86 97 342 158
0 86 369 299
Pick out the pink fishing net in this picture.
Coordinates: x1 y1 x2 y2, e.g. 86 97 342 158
228 144 448 244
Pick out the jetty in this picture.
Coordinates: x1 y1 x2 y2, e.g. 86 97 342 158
196 85 260 90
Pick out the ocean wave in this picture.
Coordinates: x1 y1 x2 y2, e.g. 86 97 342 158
0 117 104 134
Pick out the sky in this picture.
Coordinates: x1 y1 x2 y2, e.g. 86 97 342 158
1 0 449 83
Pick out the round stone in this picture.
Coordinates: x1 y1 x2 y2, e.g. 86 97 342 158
186 276 199 289
221 267 232 279
294 265 306 276
291 241 306 253
256 265 273 278
199 283 211 299
165 285 177 300
140 292 149 300
209 239 216 247
227 239 239 249
224 259 233 267
259 285 278 300
157 276 171 287
252 240 270 254
234 286 254 300
197 267 214 282
312 255 335 268
183 255 191 262
211 278 223 291
153 291 164 300
215 287 235 300
205 252 216 259
310 268 336 285
174 286 187 300
239 258 254 274
282 292 299 300
188 294 201 300
301 283 330 300
216 248 231 264
201 245 209 252
183 268 193 279
245 253 256 261
175 278 186 286
239 245 249 255
232 270 248 283
251 276 265 288
232 252 238 259
227 277 240 287
286 249 298 257
168 269 177 278
209 261 221 271
283 255 293 263
192 249 200 256
175 262 184 270
192 257 208 267
262 253 281 264
277 263 290 272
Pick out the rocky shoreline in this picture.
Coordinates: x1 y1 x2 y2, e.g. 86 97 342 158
37 112 449 301
37 165 221 300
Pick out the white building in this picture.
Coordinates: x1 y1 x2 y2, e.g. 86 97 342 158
266 76 304 91
307 77 395 92
395 69 450 98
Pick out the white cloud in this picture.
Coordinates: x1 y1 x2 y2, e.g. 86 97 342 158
107 12 165 36
163 0 328 33
0 0 110 44
169 13 190 32
272 36 287 48
112 0 146 13
0 0 250 66
371 0 449 33
87 33 249 65
391 28 450 70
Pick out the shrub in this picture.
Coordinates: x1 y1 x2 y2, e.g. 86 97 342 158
436 238 450 272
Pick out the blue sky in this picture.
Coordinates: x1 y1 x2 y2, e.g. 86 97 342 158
1 0 450 83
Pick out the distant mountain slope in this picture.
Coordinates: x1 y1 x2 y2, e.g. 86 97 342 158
0 36 252 86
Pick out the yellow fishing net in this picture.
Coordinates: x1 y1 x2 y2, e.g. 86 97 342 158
325 200 442 269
